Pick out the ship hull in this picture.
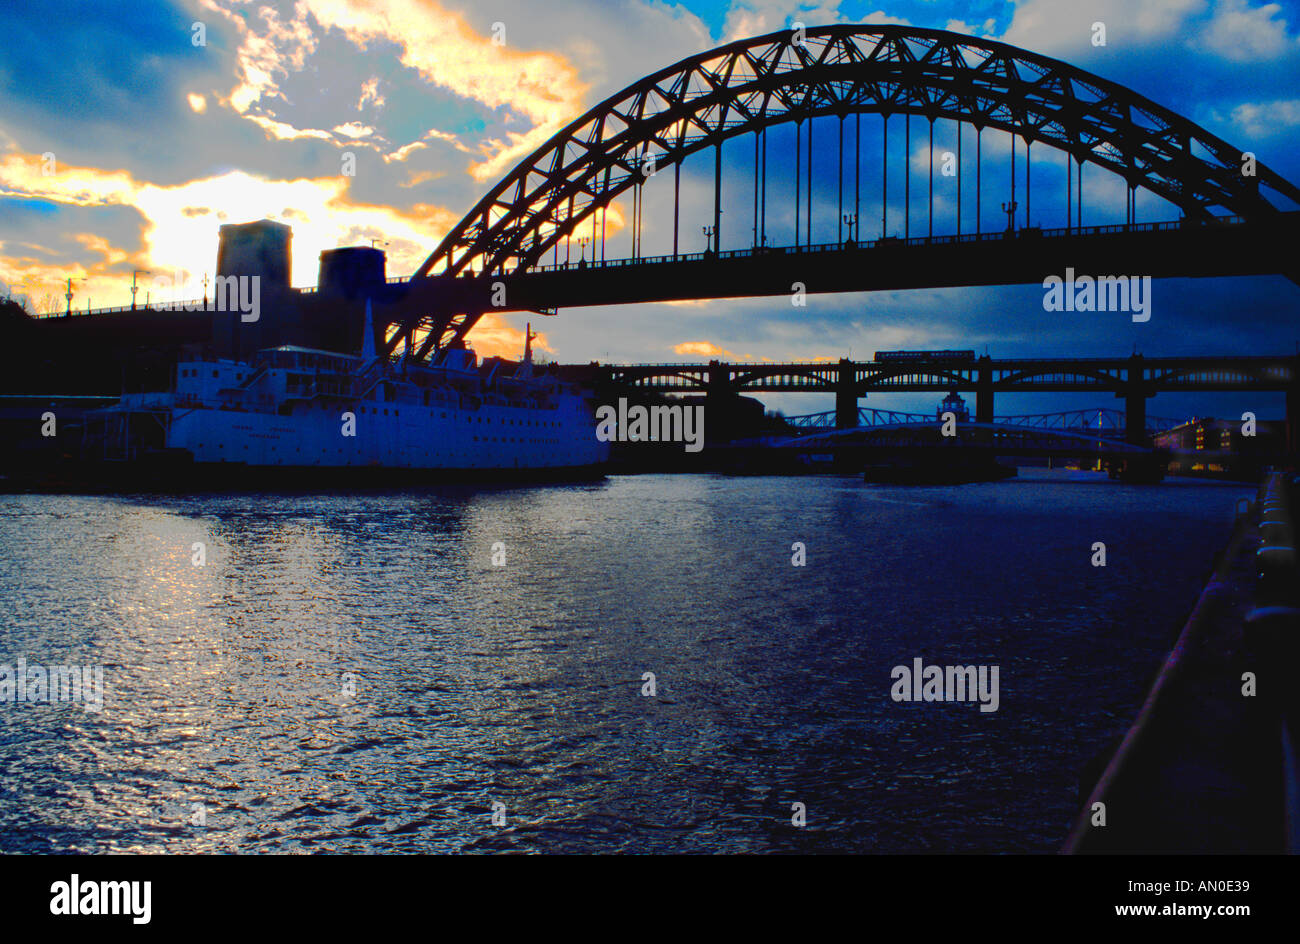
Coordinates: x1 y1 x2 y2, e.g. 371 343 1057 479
6 342 611 491
166 397 607 470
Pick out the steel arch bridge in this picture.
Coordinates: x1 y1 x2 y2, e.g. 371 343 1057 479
593 354 1296 396
557 352 1299 445
387 24 1300 358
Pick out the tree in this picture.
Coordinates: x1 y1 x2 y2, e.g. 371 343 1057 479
39 292 64 316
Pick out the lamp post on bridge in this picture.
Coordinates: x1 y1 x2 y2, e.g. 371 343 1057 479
1001 200 1018 234
63 276 85 317
702 225 716 254
130 269 151 310
843 213 857 246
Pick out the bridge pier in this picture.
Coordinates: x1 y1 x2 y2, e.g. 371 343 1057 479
835 358 859 429
976 355 994 424
706 359 734 443
1125 391 1148 445
1119 353 1152 447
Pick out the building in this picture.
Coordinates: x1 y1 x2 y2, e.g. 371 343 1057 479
0 220 401 396
1155 416 1285 478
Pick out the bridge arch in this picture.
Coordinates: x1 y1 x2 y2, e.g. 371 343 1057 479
620 369 709 387
860 366 974 390
730 367 835 389
993 366 1123 390
413 23 1299 294
1147 361 1296 389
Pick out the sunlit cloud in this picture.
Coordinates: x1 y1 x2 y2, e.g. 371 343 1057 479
674 340 741 358
332 122 377 140
358 76 385 110
723 1 846 41
472 314 551 359
1224 97 1300 137
303 0 589 180
205 0 590 179
0 148 458 306
1195 0 1298 63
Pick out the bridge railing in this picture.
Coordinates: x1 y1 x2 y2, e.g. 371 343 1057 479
475 213 1250 278
373 214 1253 282
606 359 841 370
53 212 1267 316
594 353 1290 371
27 297 216 319
50 211 1274 317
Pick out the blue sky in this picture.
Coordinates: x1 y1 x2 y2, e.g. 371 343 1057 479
1 0 1298 418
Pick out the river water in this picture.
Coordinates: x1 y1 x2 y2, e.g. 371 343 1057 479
0 469 1251 853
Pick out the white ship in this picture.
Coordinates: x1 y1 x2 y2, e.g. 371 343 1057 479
80 307 608 481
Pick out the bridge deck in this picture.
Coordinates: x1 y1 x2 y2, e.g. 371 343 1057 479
393 214 1300 324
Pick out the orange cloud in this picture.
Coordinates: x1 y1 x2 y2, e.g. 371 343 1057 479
674 341 738 358
467 313 555 361
0 148 461 309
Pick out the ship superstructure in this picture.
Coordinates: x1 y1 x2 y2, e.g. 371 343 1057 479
81 306 607 476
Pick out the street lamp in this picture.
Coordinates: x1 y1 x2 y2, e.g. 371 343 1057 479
1001 200 1018 233
843 213 857 245
64 276 86 317
130 269 151 310
702 225 716 253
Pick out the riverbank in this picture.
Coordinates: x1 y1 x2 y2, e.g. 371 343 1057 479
1065 470 1298 853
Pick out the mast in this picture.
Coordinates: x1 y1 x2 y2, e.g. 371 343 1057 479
361 297 377 362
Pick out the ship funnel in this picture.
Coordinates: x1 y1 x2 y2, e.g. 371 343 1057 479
361 298 376 361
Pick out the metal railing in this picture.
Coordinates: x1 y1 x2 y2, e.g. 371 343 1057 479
32 211 1273 316
470 213 1253 278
